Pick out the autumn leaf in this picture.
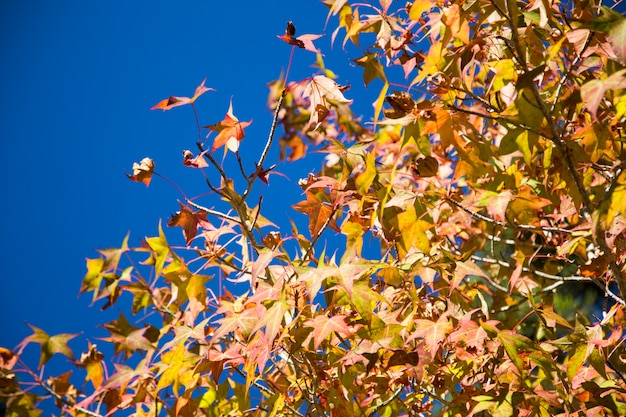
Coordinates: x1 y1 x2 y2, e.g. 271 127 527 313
408 314 453 358
167 202 212 245
303 75 352 129
126 157 155 186
353 53 387 86
412 155 438 177
76 342 105 388
182 149 209 168
278 21 322 53
292 191 340 237
18 324 78 368
101 312 155 358
0 347 17 370
451 260 490 292
581 69 626 119
303 314 352 349
150 78 214 111
205 99 251 153
250 163 285 185
279 133 307 161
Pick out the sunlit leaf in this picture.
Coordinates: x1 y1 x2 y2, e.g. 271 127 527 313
150 78 214 111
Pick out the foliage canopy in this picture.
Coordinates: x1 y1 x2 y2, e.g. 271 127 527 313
3 0 626 416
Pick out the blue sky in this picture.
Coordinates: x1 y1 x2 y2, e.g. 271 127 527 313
0 0 383 386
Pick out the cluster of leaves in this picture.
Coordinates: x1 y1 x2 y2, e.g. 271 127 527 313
3 0 626 416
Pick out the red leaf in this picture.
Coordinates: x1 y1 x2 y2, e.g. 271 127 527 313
150 78 214 111
205 99 251 153
167 202 212 246
278 21 322 53
182 149 209 168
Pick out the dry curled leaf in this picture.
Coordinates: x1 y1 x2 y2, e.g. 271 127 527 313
126 157 155 186
278 21 323 53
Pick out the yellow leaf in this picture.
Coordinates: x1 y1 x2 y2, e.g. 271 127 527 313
409 0 433 20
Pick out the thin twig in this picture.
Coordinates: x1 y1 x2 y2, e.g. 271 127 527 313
302 204 340 262
242 88 287 202
499 0 626 301
445 196 577 234
366 387 403 417
235 151 248 182
549 32 594 114
232 366 304 417
20 364 105 417
470 253 626 306
447 104 548 140
185 199 241 224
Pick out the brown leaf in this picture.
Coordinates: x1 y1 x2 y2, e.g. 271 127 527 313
292 191 340 237
278 21 323 53
167 202 211 245
412 156 439 177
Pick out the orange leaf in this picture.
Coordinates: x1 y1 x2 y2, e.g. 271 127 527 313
292 191 340 237
126 157 155 186
150 78 214 111
205 99 251 153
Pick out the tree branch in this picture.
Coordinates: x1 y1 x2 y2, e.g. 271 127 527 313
445 196 577 234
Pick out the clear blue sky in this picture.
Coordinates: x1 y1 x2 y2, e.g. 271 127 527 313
0 0 378 375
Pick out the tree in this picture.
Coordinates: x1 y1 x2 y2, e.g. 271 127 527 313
3 0 626 415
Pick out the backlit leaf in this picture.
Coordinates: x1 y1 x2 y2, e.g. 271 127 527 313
205 99 251 153
150 78 214 111
126 157 155 186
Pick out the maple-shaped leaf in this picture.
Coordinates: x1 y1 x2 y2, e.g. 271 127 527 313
292 191 340 237
167 202 211 245
182 149 209 168
278 21 323 53
126 157 155 186
205 99 251 153
249 163 278 185
304 314 352 349
18 324 78 368
581 69 626 119
303 75 352 129
101 312 155 358
150 78 214 111
407 314 453 358
280 133 307 161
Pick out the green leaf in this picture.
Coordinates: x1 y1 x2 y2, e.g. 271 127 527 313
355 151 378 194
353 53 387 86
22 324 77 368
567 343 589 382
142 222 172 277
